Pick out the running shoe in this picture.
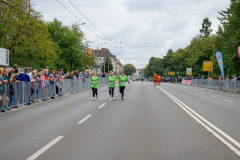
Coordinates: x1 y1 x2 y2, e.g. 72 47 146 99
96 95 98 98
93 97 95 101
121 98 124 100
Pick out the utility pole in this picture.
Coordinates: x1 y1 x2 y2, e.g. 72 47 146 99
212 41 214 77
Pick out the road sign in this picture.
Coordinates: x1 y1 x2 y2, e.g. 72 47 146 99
168 72 175 75
203 61 213 71
0 48 9 66
189 71 192 75
93 65 100 68
186 68 192 75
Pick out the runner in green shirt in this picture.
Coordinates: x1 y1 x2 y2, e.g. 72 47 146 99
108 71 117 100
118 71 133 100
90 71 100 100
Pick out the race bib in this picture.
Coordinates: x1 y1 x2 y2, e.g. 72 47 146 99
93 82 97 85
110 82 114 85
121 82 125 85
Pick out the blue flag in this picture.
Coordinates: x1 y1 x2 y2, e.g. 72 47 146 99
215 51 224 79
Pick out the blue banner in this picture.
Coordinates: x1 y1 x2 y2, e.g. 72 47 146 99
215 51 224 79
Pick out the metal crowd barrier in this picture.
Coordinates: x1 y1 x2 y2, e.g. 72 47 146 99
0 78 108 111
191 79 240 92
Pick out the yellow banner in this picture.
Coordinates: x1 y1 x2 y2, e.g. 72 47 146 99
203 61 213 71
168 72 175 75
189 71 192 75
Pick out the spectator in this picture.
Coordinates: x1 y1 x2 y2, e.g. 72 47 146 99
44 69 48 80
27 67 33 81
102 72 106 77
233 74 237 80
78 72 84 79
0 68 11 111
237 75 240 81
8 64 18 81
68 71 74 79
16 67 30 82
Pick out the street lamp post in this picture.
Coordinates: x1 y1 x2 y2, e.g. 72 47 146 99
97 43 106 72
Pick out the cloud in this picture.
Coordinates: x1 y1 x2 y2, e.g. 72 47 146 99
33 0 230 69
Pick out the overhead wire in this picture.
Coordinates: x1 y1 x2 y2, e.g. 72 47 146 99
68 0 119 48
56 0 103 40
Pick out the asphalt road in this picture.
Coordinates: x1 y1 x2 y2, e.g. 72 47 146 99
0 82 240 160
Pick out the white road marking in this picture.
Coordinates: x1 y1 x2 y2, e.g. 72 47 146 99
193 90 197 92
157 86 240 157
98 103 106 109
224 99 235 103
115 94 118 96
27 136 64 160
78 114 92 124
210 95 218 98
200 92 206 94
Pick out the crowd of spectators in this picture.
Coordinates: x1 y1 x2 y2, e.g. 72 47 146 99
0 64 112 112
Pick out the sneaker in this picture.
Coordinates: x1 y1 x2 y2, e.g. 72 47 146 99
96 95 98 98
121 97 124 100
93 97 95 101
109 95 111 99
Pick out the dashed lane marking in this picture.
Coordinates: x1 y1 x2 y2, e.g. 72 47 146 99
98 103 106 109
224 99 235 103
210 95 218 98
78 114 92 124
27 136 64 160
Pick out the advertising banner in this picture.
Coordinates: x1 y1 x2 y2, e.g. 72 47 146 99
215 51 224 79
238 45 240 58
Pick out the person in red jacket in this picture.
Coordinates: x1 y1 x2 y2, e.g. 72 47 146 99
153 73 157 86
157 75 161 85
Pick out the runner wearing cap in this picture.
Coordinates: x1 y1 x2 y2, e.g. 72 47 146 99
108 71 117 100
118 71 133 100
90 71 100 100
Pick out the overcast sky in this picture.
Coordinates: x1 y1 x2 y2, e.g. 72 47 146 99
33 0 230 69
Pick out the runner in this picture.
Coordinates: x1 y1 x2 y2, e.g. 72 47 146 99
118 71 133 100
157 74 161 85
153 73 157 86
90 71 100 100
108 71 117 100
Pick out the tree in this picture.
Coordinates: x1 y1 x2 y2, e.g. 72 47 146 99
47 19 88 71
101 55 113 73
0 0 58 70
124 64 136 76
200 17 213 38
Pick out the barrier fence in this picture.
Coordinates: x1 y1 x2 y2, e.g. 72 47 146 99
0 78 108 111
185 79 240 92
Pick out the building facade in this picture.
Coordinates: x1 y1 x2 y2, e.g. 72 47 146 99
88 48 121 73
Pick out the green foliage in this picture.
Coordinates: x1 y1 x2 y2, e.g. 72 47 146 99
101 55 113 73
124 64 136 76
200 17 213 38
47 19 88 72
0 0 58 70
144 1 240 78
